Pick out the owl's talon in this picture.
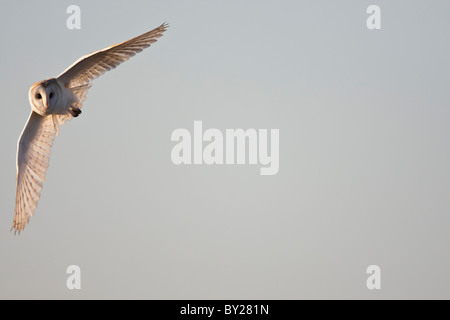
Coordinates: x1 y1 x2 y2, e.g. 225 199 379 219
69 106 82 117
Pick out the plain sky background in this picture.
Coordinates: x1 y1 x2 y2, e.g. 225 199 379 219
0 0 449 299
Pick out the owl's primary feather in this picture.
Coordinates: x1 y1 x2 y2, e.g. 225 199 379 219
58 23 167 88
12 23 168 234
13 113 57 233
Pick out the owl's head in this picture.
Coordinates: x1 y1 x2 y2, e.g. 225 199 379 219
29 79 61 116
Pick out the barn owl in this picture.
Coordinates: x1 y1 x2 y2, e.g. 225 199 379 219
12 23 168 234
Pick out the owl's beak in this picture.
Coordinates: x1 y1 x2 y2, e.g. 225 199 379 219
43 96 50 110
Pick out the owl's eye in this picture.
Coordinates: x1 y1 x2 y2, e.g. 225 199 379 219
49 92 54 99
35 93 42 100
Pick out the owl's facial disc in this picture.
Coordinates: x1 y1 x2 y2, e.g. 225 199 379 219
29 79 60 115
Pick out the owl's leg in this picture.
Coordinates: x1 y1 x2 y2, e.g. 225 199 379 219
69 105 82 117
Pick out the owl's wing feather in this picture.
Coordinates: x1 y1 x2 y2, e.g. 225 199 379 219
57 23 167 88
12 112 58 234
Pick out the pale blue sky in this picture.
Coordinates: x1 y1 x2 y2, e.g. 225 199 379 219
0 0 449 299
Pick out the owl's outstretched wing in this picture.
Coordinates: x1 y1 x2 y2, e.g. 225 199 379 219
57 23 168 88
12 112 58 234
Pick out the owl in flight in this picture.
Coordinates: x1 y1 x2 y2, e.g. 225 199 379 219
12 23 168 234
